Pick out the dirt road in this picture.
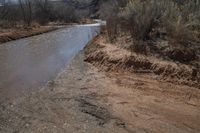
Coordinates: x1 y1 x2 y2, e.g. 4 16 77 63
0 48 199 133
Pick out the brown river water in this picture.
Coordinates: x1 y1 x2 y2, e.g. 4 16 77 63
0 24 100 102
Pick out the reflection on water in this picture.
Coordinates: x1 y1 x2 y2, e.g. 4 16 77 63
0 24 100 102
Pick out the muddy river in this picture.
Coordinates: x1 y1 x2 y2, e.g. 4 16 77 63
0 24 100 102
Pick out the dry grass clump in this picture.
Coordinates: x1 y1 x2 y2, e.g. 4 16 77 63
163 1 200 46
120 0 167 41
161 1 200 63
102 0 200 63
0 27 57 44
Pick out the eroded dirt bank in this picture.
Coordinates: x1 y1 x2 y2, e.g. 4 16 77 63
0 37 200 133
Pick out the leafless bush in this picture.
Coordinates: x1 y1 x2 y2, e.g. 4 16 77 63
33 0 80 24
121 0 168 41
104 0 200 56
0 0 8 20
99 0 118 19
163 0 200 47
0 0 82 28
101 0 169 45
53 4 79 23
106 17 119 42
99 0 126 42
34 0 53 25
18 0 32 26
0 2 21 28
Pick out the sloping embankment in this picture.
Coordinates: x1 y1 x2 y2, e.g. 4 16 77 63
84 35 200 88
0 27 57 44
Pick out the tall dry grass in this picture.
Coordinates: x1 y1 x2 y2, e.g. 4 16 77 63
103 0 200 55
163 1 200 47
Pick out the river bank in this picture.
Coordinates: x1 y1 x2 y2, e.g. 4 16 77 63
0 19 96 44
0 26 59 44
0 37 200 132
